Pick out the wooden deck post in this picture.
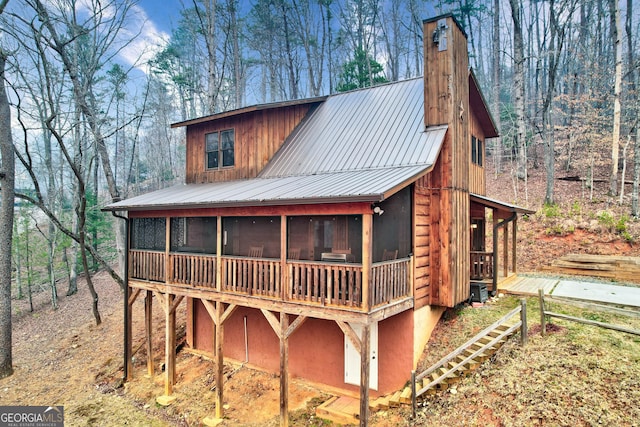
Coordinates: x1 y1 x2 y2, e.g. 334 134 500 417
503 220 508 278
215 302 224 419
165 217 171 282
359 323 371 427
145 290 154 377
280 312 290 427
216 216 222 292
362 214 372 311
165 293 176 396
512 217 518 274
281 215 287 301
125 285 133 381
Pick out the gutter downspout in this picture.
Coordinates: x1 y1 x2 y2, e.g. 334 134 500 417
492 212 517 294
111 211 129 381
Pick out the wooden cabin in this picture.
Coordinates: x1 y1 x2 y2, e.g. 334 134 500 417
106 14 533 425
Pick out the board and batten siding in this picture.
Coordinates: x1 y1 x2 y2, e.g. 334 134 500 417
423 15 471 308
185 104 312 184
469 106 487 196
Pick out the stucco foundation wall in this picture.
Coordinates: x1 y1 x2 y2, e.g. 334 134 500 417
191 301 415 395
413 304 446 366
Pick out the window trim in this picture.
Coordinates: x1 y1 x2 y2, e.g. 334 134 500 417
205 128 235 170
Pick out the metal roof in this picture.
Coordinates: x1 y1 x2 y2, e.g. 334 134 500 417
470 194 536 215
260 78 438 177
106 78 447 212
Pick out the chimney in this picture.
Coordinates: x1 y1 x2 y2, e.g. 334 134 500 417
423 14 470 129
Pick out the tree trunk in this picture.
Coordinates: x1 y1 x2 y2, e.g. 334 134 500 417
492 0 501 174
0 51 15 379
509 0 527 184
608 0 622 195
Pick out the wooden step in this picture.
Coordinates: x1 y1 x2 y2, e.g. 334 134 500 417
388 390 403 407
399 386 413 404
370 396 389 411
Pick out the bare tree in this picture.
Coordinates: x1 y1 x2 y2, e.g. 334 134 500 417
609 0 622 196
0 0 14 380
509 0 527 190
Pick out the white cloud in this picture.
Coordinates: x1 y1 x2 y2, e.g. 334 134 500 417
118 4 170 72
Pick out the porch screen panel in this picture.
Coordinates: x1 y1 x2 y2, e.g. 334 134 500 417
170 217 217 254
288 215 362 262
222 216 280 258
131 218 166 251
373 186 412 262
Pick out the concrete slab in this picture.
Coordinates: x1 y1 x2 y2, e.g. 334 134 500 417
552 280 640 308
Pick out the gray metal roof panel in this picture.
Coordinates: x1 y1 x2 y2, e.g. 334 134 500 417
105 165 436 211
260 78 433 178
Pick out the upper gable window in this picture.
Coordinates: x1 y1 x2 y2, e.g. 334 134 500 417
206 129 235 169
471 135 484 167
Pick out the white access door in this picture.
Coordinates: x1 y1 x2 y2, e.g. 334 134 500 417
344 322 378 390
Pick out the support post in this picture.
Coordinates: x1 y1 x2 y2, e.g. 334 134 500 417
362 214 372 311
145 290 154 376
512 217 518 274
125 285 132 381
411 370 417 419
215 302 224 419
503 220 508 278
165 294 176 396
280 312 289 427
539 288 546 337
359 323 370 427
281 215 287 300
520 299 527 346
216 216 222 292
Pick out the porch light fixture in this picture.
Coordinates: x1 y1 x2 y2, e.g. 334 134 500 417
373 206 384 216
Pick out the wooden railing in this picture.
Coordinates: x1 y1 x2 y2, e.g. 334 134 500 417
129 249 165 282
370 258 411 307
128 250 412 311
169 253 216 288
289 261 362 307
470 251 494 280
221 256 281 298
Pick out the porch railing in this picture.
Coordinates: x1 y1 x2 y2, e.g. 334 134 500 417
129 249 165 282
169 253 216 288
470 251 494 280
128 250 412 310
371 258 411 307
221 256 281 298
289 261 362 307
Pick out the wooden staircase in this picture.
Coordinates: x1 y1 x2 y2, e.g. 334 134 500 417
315 304 525 424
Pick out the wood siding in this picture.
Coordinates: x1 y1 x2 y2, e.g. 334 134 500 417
469 106 487 195
413 178 431 309
424 16 471 307
185 104 312 183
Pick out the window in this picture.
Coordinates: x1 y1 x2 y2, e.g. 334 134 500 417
471 135 484 167
206 129 234 169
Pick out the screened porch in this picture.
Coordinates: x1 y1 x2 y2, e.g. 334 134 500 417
128 190 413 312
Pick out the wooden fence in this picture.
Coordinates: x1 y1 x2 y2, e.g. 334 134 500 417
538 289 640 337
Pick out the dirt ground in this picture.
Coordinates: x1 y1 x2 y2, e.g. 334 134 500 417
1 273 332 426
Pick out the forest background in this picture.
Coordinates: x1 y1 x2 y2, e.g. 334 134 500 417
0 0 639 379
